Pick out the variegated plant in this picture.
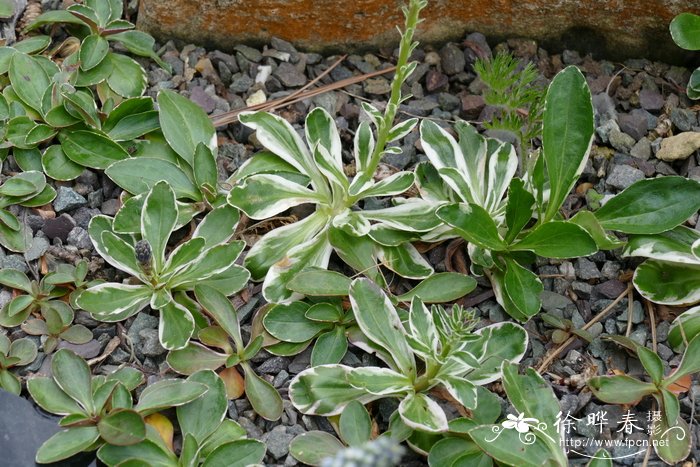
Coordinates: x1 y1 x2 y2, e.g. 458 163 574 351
622 225 700 306
227 0 446 304
76 181 249 350
416 66 700 321
289 278 527 433
166 285 284 421
0 171 56 251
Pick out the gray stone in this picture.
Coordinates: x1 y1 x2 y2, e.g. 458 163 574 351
57 339 101 359
629 137 651 160
629 328 648 345
656 321 670 342
265 425 294 459
657 343 673 361
139 329 166 357
288 348 311 374
229 73 254 93
575 258 601 280
274 62 307 87
439 43 465 75
617 301 644 324
571 281 593 299
540 291 574 313
608 128 635 153
363 77 391 95
190 86 216 113
438 92 461 111
600 262 621 280
606 164 644 190
67 227 92 250
618 112 647 141
87 190 103 209
233 44 262 62
273 370 290 388
562 49 582 65
1 255 28 273
595 279 627 299
593 93 617 123
638 89 664 111
128 313 159 351
670 107 697 132
53 187 87 213
101 199 120 216
311 92 338 115
25 236 49 262
257 356 288 374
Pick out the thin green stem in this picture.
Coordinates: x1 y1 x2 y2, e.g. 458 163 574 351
348 0 426 204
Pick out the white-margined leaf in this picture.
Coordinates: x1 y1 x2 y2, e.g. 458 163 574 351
353 121 375 174
377 243 433 279
76 283 151 318
158 300 195 350
632 260 700 306
362 200 441 232
141 181 178 273
244 211 329 281
346 367 413 395
228 173 323 219
438 376 477 409
262 230 333 304
388 118 418 142
354 171 414 199
192 204 239 247
349 279 416 376
399 393 448 433
289 364 381 416
331 209 372 236
624 226 700 265
459 322 528 384
305 107 343 173
408 298 438 357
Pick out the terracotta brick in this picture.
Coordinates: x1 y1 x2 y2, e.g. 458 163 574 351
138 1 700 62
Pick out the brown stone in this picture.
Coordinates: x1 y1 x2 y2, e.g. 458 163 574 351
138 1 700 63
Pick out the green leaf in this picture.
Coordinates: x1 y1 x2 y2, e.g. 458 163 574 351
595 177 700 234
80 34 109 70
9 52 50 112
177 370 227 444
0 0 14 18
350 279 416 376
458 322 528 384
28 376 84 415
42 145 84 181
193 142 218 194
167 342 228 375
503 257 543 320
193 205 238 246
97 438 175 467
668 306 700 351
228 173 321 219
670 13 700 50
399 393 448 433
107 53 147 97
107 110 160 141
62 89 101 128
586 449 613 467
378 242 433 280
109 30 171 71
438 376 477 409
106 157 200 201
241 363 283 421
264 301 329 343
135 378 207 414
512 221 597 258
35 427 101 464
311 326 348 366
624 226 700 264
14 148 43 172
652 415 692 464
587 375 657 404
436 203 506 250
158 300 195 350
8 337 37 365
290 431 344 466
636 345 664 385
52 349 95 415
141 181 177 273
632 260 700 306
469 424 558 467
287 268 352 296
0 171 44 197
97 410 146 446
428 438 489 467
570 210 625 250
201 439 267 467
0 268 32 292
666 334 700 384
25 9 90 30
157 89 216 165
61 130 130 169
339 400 372 446
542 66 594 220
505 178 536 243
396 272 477 303
501 363 562 443
193 285 242 346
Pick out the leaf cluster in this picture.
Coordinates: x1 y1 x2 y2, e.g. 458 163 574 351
670 13 700 99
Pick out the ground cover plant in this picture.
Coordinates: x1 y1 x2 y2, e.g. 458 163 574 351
0 0 698 466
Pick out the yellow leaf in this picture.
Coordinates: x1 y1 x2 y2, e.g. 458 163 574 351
145 413 174 452
220 366 245 399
